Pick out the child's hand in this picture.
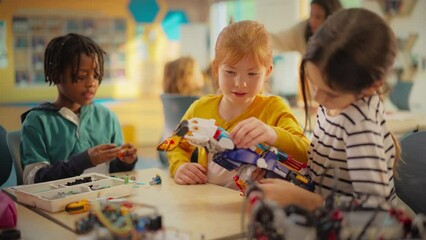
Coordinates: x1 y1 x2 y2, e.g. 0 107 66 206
230 117 278 148
88 144 121 165
117 143 137 164
258 178 300 206
258 178 323 211
174 163 207 185
251 168 266 181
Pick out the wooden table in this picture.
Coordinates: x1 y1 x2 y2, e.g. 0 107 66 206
4 168 246 240
385 111 426 136
7 203 76 240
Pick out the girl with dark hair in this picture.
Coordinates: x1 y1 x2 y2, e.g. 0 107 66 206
259 8 399 210
20 33 138 184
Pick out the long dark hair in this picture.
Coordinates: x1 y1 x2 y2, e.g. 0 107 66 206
300 8 398 158
301 8 396 103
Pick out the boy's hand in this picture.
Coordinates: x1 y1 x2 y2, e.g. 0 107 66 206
230 117 278 148
117 143 137 164
174 163 207 185
88 144 120 165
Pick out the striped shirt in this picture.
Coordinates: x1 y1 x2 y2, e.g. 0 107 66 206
308 94 396 206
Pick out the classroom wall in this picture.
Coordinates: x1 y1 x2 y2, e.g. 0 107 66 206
362 0 426 80
0 0 211 104
0 0 145 104
256 0 309 34
2 0 423 104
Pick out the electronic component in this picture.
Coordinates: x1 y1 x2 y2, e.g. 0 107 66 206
245 183 426 239
149 174 162 185
75 199 162 238
65 199 90 214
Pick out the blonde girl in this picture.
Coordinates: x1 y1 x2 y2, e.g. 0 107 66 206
167 20 309 188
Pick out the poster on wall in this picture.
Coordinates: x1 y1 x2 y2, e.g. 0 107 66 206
12 16 127 86
0 21 8 69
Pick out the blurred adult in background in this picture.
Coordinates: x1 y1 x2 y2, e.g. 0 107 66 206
271 0 343 55
162 56 205 96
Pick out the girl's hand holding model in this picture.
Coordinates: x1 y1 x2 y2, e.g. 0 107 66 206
230 117 277 149
173 117 276 185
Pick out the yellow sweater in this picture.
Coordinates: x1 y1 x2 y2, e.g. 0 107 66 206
167 94 310 176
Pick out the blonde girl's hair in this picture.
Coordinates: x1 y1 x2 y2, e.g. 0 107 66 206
211 20 272 81
162 56 203 95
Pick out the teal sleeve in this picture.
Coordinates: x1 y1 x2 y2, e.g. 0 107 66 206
21 118 50 167
107 108 137 173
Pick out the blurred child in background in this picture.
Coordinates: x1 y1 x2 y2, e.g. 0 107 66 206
163 56 206 96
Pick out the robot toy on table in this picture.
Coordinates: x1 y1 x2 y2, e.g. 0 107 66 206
157 118 314 195
243 180 426 240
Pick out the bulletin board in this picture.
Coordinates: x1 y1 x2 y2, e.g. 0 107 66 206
12 16 127 86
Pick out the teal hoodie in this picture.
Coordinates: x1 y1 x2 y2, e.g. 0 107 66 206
20 102 136 183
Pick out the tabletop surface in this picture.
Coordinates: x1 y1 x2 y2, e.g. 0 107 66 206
4 168 247 240
14 203 77 240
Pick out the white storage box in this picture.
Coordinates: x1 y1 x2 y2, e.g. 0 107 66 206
14 173 133 212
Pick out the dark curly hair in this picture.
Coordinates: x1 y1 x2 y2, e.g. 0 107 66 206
44 33 106 85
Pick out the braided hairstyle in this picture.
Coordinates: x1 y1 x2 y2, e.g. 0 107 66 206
44 33 106 85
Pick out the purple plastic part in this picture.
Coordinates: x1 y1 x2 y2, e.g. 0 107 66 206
213 149 259 171
274 162 291 176
212 147 315 192
226 149 259 165
215 148 279 171
261 151 279 171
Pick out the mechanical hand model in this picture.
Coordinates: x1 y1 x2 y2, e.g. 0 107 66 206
157 118 234 153
244 183 423 240
157 118 314 194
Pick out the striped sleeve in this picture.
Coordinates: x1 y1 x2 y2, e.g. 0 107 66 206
308 95 396 205
345 118 391 198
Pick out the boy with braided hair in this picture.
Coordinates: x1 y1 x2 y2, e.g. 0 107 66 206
21 33 138 184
